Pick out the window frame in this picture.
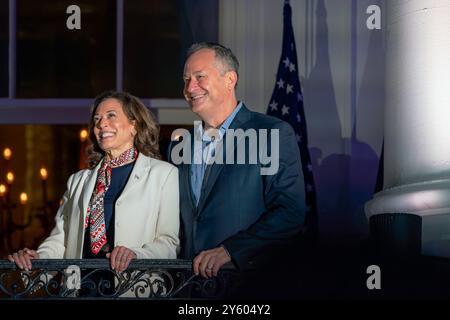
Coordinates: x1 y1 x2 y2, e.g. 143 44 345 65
0 0 187 124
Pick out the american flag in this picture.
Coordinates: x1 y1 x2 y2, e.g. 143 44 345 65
267 0 318 240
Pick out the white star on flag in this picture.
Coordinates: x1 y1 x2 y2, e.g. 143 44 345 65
289 62 296 72
267 1 317 236
286 84 293 94
277 78 285 89
269 101 278 111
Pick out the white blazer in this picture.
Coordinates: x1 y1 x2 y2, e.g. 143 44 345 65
37 154 180 259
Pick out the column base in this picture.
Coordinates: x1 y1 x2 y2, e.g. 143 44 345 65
369 213 421 258
365 180 450 258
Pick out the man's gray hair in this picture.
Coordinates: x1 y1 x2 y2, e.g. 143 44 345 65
187 42 239 79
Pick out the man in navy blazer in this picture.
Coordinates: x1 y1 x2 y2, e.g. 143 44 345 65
171 42 306 294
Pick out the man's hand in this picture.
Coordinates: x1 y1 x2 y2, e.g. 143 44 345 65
106 246 136 272
8 248 39 271
193 246 231 278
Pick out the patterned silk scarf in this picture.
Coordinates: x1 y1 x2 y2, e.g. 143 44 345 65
85 147 138 255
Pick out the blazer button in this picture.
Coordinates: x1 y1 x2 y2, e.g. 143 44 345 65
115 222 120 228
116 201 121 206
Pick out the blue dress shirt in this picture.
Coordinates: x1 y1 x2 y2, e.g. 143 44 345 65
190 102 243 205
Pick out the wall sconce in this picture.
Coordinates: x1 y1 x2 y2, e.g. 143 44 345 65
6 171 14 185
19 192 28 205
0 147 54 253
79 129 88 143
3 147 12 161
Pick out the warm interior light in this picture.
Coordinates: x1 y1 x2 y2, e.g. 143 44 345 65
40 167 48 180
3 147 12 160
0 184 6 196
6 172 14 184
79 129 88 142
20 192 28 205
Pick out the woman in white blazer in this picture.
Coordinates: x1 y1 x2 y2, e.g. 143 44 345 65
8 91 180 276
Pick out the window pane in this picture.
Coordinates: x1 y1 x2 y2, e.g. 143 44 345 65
16 0 116 98
124 0 218 98
0 0 8 97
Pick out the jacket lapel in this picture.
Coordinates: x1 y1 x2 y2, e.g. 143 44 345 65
81 161 101 225
175 130 198 211
181 163 196 210
81 154 151 223
196 104 252 213
118 153 151 200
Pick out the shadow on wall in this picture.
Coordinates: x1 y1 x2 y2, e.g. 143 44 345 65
303 0 384 246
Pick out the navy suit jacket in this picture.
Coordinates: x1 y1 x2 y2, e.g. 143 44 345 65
170 104 305 271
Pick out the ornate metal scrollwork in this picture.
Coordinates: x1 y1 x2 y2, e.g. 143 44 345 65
0 259 237 299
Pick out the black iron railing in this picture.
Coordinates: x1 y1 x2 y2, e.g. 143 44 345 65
0 259 237 299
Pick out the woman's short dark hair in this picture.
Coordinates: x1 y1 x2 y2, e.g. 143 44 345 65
87 90 161 168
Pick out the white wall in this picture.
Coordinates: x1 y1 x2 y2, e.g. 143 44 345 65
165 0 384 159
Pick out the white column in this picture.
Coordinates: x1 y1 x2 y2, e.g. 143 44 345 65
365 0 450 257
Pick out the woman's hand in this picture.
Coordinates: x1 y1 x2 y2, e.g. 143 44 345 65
8 248 39 271
106 246 137 272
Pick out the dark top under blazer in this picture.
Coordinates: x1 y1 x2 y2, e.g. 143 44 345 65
172 104 306 271
82 162 134 258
